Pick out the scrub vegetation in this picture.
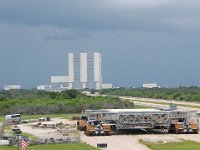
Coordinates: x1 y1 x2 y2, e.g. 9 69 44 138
101 87 200 102
0 89 134 115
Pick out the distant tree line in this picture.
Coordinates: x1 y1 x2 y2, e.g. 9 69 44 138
0 89 134 115
101 86 200 102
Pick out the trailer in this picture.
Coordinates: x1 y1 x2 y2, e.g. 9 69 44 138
78 108 199 135
5 114 21 124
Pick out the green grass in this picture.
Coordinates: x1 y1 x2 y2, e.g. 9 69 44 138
0 114 80 123
22 132 39 141
0 116 4 122
133 105 152 109
0 114 80 122
140 140 200 150
0 143 99 150
21 113 80 120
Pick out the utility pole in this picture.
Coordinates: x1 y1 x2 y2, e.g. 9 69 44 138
0 121 5 139
17 134 20 150
15 130 22 150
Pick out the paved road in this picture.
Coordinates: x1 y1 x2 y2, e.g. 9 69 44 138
120 96 200 112
120 96 200 107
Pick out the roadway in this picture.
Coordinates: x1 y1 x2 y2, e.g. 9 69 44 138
119 96 200 112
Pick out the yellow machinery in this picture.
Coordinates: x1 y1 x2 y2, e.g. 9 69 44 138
81 108 199 135
168 119 199 134
77 115 87 131
84 120 111 136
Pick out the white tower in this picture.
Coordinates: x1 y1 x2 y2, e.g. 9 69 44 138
93 52 102 89
51 52 102 90
80 53 88 89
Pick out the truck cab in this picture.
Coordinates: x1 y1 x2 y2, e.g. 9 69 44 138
77 115 88 131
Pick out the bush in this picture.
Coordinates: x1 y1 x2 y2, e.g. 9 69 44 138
0 90 134 115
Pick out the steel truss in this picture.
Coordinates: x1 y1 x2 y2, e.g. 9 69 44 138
84 109 196 130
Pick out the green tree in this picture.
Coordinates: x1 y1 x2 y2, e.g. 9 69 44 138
61 89 79 99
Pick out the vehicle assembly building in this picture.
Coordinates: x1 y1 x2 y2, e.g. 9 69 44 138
37 52 112 91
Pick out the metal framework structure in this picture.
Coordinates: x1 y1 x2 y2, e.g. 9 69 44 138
84 109 197 130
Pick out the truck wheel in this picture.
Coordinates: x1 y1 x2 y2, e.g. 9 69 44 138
175 129 183 134
84 130 88 136
192 129 198 134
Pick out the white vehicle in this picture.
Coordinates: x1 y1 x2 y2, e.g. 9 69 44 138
5 114 21 123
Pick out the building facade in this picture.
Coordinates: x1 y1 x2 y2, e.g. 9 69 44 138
37 84 68 92
4 85 21 90
143 83 160 88
51 52 103 90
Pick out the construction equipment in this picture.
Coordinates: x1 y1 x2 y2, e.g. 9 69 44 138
168 119 199 134
84 120 111 136
80 108 199 135
77 115 88 131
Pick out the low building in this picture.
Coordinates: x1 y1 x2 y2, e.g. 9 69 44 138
37 84 69 92
102 83 113 89
4 85 21 90
143 83 160 88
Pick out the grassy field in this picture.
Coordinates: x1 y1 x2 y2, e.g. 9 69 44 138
0 114 80 122
0 143 99 150
141 140 200 150
133 105 152 109
0 116 4 122
21 113 80 120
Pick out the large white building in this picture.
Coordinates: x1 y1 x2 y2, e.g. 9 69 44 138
4 85 21 90
37 84 68 92
143 83 160 88
50 52 111 90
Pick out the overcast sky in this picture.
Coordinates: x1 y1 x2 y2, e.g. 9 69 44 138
1 0 200 88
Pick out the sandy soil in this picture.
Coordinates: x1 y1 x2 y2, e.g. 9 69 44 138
81 132 150 150
18 118 77 140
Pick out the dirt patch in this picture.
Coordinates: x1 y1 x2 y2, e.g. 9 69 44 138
18 118 79 140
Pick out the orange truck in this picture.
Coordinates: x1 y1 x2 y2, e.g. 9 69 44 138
84 120 111 136
79 108 199 135
77 115 88 131
168 120 199 134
